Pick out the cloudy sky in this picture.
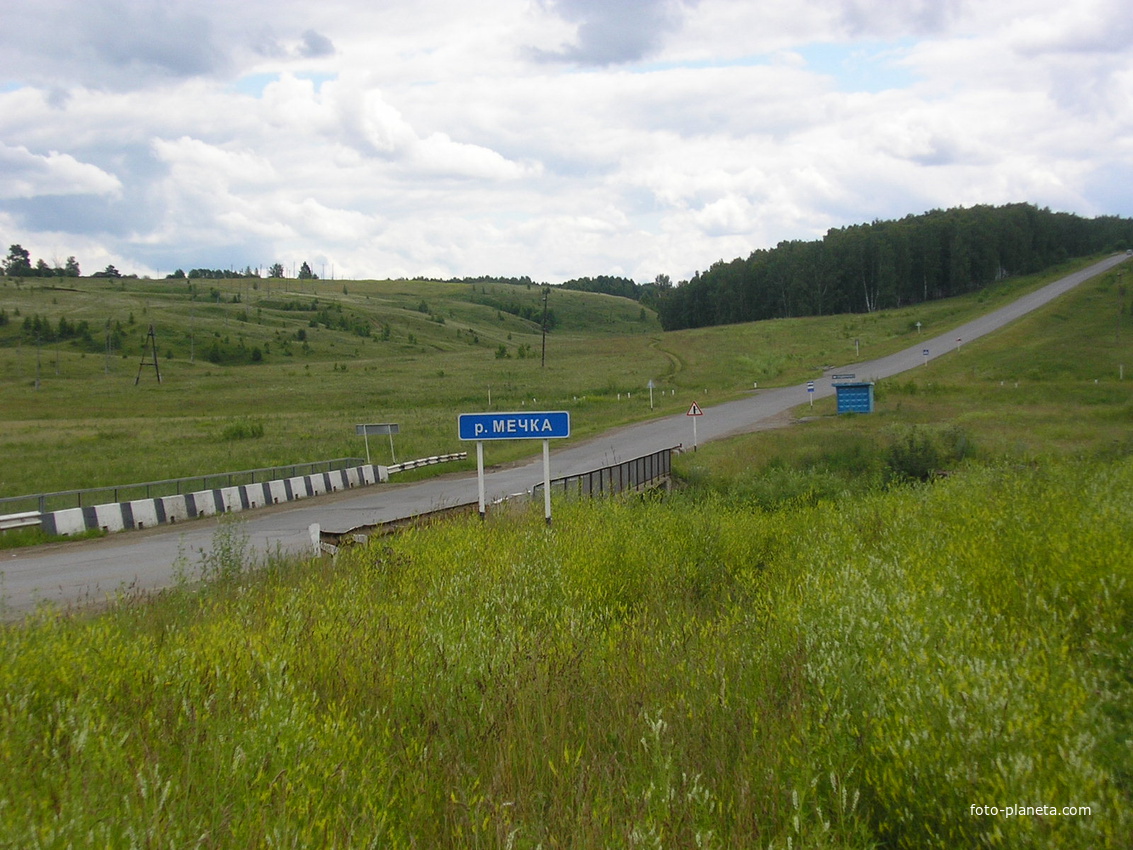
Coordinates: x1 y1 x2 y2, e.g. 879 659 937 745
1 0 1130 283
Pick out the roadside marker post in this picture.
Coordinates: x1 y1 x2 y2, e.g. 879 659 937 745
923 348 930 366
686 401 703 451
458 411 570 524
807 381 815 407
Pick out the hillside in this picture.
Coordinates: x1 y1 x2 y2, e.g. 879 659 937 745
0 256 1123 498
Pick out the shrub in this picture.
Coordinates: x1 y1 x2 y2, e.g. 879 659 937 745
885 424 972 482
220 418 264 440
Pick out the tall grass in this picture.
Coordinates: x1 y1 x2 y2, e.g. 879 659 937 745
2 460 1129 846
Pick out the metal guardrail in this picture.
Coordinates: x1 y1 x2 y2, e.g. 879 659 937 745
0 511 42 531
532 446 676 499
384 453 468 475
0 457 368 515
320 447 678 553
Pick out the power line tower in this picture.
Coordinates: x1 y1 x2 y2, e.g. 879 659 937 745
135 324 162 385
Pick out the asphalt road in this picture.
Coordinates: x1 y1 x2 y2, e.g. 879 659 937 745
4 254 1127 616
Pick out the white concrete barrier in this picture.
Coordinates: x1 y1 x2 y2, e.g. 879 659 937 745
191 490 219 517
288 476 309 500
240 484 263 510
129 499 159 530
37 461 417 537
267 480 288 504
219 486 243 513
94 503 125 533
160 495 192 524
51 508 87 536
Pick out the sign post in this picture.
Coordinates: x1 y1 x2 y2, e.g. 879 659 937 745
807 381 815 407
458 411 570 524
648 379 655 411
355 423 399 464
686 401 703 451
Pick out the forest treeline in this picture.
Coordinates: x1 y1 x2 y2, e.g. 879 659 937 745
654 203 1133 331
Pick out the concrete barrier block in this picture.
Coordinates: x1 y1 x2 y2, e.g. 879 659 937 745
328 470 345 491
94 503 125 533
240 484 262 510
191 490 219 517
307 474 327 496
51 508 88 536
345 467 361 488
129 499 160 530
219 486 244 513
288 476 309 499
267 480 288 504
160 495 192 524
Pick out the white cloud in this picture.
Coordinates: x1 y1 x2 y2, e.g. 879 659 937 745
0 143 121 199
0 0 1129 283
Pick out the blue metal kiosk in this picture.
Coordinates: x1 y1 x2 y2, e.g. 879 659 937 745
833 380 875 414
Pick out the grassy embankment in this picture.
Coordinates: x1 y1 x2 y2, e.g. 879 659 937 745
0 257 1117 499
0 258 1130 846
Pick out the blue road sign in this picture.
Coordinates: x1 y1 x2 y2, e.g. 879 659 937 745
459 411 570 441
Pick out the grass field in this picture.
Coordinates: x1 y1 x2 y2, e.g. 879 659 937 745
1 257 1121 499
1 256 1131 845
0 464 1128 847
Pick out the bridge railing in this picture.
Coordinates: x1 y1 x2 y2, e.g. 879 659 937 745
0 457 368 515
319 446 679 553
531 446 677 499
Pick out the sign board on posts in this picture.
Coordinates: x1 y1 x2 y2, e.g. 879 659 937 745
459 411 570 441
355 423 399 436
459 411 570 525
356 423 400 465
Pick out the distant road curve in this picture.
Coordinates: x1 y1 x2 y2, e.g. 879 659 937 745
3 254 1127 616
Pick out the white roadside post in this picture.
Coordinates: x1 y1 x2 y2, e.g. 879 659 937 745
807 381 815 407
476 441 486 520
543 440 552 525
923 348 929 366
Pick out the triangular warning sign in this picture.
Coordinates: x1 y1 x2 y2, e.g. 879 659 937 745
687 402 703 416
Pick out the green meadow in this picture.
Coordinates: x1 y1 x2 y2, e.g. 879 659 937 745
0 257 1118 498
0 257 1131 846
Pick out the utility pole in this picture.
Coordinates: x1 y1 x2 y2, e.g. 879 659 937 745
135 324 162 384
